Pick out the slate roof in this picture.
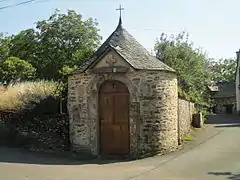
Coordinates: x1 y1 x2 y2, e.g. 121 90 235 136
71 20 175 74
212 81 236 98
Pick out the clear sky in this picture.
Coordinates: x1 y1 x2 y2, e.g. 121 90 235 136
0 0 239 59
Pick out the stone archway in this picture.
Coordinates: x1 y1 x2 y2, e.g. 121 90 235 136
86 74 139 157
99 80 130 155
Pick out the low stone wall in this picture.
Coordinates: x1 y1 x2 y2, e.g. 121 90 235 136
178 98 195 144
0 111 69 153
0 97 195 158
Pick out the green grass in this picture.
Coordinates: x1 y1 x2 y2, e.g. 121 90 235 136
184 135 193 141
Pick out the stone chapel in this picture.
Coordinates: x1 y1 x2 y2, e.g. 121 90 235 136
67 15 179 158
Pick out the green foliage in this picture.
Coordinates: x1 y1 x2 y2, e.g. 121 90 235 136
58 65 78 76
155 31 211 104
7 9 101 80
184 135 193 141
0 33 10 64
57 65 78 104
0 9 96 112
0 57 36 84
199 108 209 123
208 58 237 83
9 29 38 64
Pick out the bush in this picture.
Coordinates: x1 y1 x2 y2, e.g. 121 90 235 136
0 111 69 151
0 57 36 84
198 108 210 124
0 81 69 152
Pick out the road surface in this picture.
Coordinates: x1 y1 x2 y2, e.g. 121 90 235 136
0 115 240 180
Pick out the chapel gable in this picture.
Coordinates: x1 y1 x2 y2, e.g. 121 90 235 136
93 50 130 68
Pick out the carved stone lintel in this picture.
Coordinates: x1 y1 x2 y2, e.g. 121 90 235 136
91 66 129 74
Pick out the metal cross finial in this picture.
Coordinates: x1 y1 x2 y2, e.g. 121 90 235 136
116 4 124 20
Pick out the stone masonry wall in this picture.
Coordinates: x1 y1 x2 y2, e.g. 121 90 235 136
178 98 195 144
214 97 236 114
136 71 178 156
68 69 178 158
68 73 91 154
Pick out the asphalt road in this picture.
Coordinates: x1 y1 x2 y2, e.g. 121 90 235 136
0 114 240 180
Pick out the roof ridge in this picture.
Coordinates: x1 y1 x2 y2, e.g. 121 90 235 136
71 22 176 74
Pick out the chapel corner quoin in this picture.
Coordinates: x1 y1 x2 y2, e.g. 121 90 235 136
67 17 184 158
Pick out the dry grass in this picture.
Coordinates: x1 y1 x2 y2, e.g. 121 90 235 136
0 81 59 111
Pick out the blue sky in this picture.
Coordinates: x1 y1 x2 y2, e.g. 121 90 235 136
0 0 239 59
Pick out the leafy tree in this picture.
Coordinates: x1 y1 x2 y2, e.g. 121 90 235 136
208 58 237 83
0 33 11 64
154 31 211 104
58 65 78 77
0 57 36 84
9 29 39 65
8 9 101 80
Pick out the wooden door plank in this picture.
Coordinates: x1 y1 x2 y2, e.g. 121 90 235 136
99 94 114 154
113 94 129 154
99 81 129 155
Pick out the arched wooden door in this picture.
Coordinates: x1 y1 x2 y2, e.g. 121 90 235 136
99 80 129 155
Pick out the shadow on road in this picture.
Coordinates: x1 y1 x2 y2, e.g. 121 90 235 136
208 172 240 180
215 124 240 128
206 114 240 125
0 146 128 165
1 114 239 166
